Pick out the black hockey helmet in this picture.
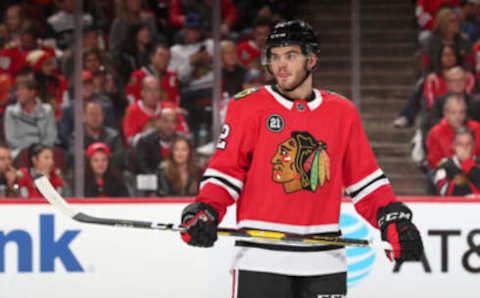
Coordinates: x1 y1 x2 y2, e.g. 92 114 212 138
261 20 320 70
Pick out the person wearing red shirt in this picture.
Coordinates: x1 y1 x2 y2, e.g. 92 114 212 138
26 49 68 120
433 126 480 195
122 75 189 146
84 142 129 198
126 44 180 105
416 0 460 31
168 0 238 36
0 26 55 80
237 17 271 69
17 144 63 199
426 94 480 168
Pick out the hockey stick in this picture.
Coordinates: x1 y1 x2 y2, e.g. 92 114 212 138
33 175 392 250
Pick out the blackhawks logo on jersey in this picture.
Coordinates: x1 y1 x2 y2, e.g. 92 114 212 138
233 87 260 99
271 131 330 193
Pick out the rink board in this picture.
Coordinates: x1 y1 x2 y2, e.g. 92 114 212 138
0 198 478 298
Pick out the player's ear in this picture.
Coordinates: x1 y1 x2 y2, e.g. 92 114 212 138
307 53 318 71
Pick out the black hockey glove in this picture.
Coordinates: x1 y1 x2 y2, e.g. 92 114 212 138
180 202 218 247
377 202 424 263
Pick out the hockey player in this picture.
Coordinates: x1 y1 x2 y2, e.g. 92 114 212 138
180 20 424 297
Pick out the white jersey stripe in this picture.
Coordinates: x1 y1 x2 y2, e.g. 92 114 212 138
231 246 347 276
345 168 383 194
351 178 390 204
203 168 244 189
238 219 339 235
200 178 240 200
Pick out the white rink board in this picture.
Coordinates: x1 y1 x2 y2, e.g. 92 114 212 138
0 201 478 298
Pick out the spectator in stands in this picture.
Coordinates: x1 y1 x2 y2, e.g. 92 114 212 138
17 143 64 198
423 7 473 74
156 135 200 196
134 107 180 174
0 142 18 197
0 5 29 48
25 49 69 120
221 40 246 98
416 0 460 47
115 22 156 85
0 25 55 80
59 70 116 147
433 126 480 195
109 0 163 55
168 13 214 108
4 72 57 159
424 45 475 109
426 94 480 169
427 66 479 130
84 142 129 198
459 0 480 42
168 0 238 37
122 75 189 147
66 102 126 170
242 68 268 90
0 73 14 123
61 26 114 85
126 43 180 105
237 17 271 69
47 0 94 50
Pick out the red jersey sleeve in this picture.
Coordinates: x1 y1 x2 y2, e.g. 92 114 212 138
195 98 256 222
342 104 396 228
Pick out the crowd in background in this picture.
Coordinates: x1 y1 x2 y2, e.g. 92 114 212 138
394 0 480 196
0 0 295 198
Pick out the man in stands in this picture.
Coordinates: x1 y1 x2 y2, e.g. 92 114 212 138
134 108 179 174
122 76 189 147
126 44 180 105
433 126 480 195
426 94 480 169
237 17 271 69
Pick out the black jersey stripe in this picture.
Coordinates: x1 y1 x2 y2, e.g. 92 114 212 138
349 173 387 199
201 175 242 196
235 240 344 252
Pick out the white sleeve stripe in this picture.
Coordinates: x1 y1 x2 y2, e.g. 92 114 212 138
203 168 244 189
440 184 448 196
200 178 240 200
351 178 390 204
345 168 384 194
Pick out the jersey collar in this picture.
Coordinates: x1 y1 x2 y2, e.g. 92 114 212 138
265 85 323 111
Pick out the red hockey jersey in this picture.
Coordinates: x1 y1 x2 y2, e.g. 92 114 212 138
125 66 180 105
17 167 64 199
237 40 261 68
196 86 396 275
122 100 190 145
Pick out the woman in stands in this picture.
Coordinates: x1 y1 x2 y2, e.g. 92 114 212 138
157 135 200 197
17 143 64 198
424 44 475 109
84 142 129 198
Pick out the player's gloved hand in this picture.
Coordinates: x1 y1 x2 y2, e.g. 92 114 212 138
180 202 218 247
377 202 424 263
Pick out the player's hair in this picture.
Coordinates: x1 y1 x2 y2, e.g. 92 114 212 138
253 17 272 29
149 43 169 59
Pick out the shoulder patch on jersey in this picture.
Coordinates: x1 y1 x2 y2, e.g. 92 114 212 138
233 87 260 100
326 90 350 101
129 76 137 86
